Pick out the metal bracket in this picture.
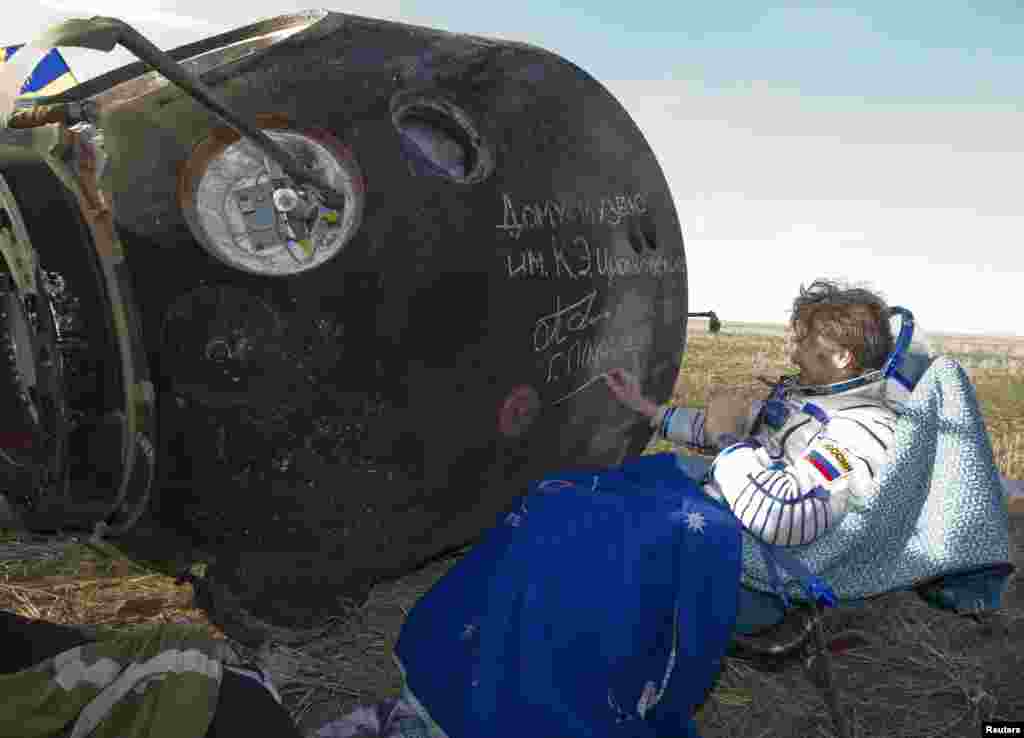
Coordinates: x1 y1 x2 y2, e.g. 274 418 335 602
30 16 347 210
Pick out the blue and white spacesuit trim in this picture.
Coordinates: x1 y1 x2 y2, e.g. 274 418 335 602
652 380 899 547
653 406 707 449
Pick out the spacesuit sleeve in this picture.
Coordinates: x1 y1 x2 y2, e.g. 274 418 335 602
650 399 765 450
649 405 708 447
707 422 890 547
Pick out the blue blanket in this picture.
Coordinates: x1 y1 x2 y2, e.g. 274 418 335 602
395 453 742 738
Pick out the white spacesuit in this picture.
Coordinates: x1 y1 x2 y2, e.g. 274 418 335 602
651 371 914 547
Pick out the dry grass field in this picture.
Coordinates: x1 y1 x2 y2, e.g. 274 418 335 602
1 322 1022 737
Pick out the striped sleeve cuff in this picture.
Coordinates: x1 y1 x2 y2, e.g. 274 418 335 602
650 405 706 447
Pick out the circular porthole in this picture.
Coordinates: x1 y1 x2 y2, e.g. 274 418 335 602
178 123 365 277
392 96 494 184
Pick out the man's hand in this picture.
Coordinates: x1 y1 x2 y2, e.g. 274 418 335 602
604 368 659 418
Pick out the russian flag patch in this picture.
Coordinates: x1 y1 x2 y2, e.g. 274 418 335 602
806 450 841 481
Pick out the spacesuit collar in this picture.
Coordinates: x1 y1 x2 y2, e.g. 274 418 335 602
777 369 885 398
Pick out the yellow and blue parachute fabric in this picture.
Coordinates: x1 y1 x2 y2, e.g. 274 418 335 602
395 452 743 738
2 44 78 97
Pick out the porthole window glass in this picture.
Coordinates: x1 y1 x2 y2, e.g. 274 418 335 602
392 98 493 184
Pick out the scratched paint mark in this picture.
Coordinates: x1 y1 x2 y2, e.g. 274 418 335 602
551 372 610 406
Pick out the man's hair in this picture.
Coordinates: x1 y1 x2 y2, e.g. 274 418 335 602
790 279 894 372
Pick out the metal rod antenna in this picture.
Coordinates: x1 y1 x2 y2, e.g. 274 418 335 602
37 17 346 210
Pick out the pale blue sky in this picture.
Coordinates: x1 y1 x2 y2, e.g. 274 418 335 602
426 1 1023 104
6 1 1023 335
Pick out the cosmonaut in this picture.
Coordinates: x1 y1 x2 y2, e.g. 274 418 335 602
605 278 918 547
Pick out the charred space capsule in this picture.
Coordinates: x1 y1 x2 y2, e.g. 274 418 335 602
0 10 688 629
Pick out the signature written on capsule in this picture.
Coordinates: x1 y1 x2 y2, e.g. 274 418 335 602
545 333 645 389
532 289 612 353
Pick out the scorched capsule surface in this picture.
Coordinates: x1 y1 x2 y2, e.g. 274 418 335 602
5 10 689 628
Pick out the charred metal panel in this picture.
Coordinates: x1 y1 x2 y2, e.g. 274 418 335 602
10 12 688 627
0 146 136 529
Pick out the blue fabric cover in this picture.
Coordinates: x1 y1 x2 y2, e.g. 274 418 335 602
915 565 1014 613
395 453 742 738
734 586 787 635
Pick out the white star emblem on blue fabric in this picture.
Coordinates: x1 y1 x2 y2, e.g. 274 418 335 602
686 511 706 534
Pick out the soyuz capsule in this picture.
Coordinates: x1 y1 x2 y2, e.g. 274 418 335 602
0 10 688 629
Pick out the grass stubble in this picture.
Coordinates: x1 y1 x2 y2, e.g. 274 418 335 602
1 326 1022 737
